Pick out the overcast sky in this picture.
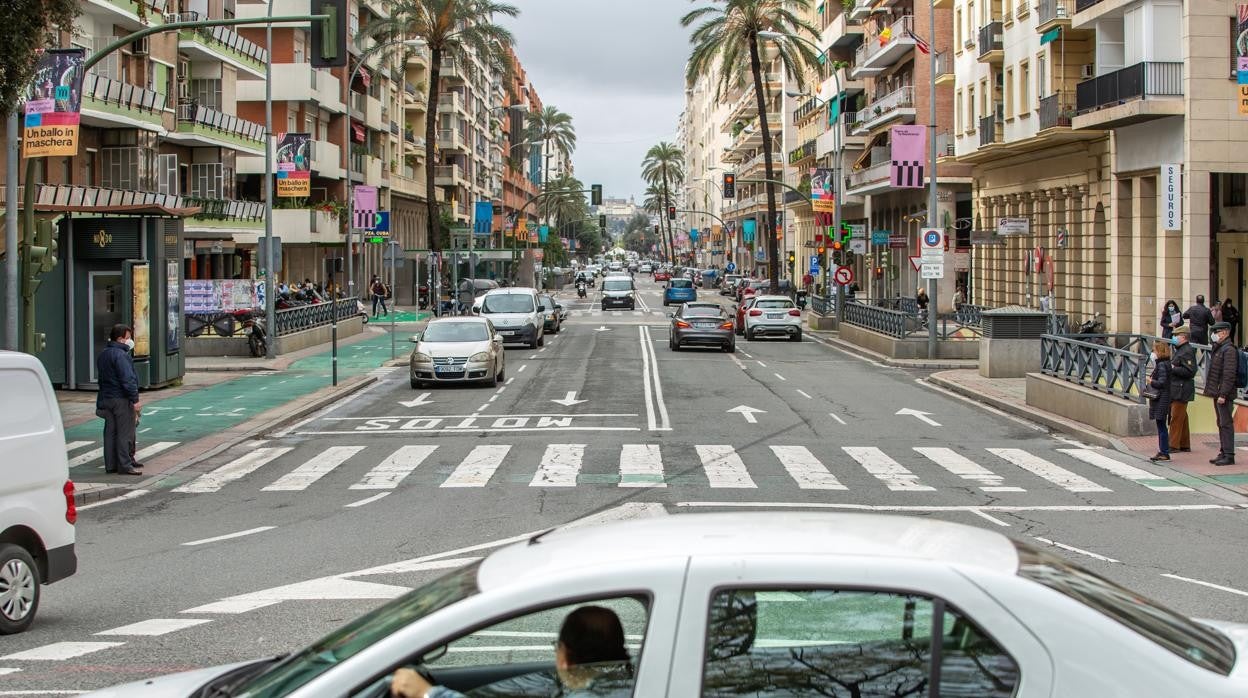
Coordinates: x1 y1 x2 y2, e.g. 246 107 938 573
502 0 692 202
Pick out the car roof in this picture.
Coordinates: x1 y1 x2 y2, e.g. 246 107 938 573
754 295 795 302
427 316 490 324
483 287 536 295
478 513 1018 590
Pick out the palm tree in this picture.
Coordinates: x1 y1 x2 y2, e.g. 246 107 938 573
642 183 675 262
642 142 684 264
682 0 821 291
525 105 576 222
545 173 586 230
368 0 519 254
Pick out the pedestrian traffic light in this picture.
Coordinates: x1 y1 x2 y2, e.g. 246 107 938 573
310 0 347 68
667 205 676 220
599 214 607 230
591 184 603 206
723 173 736 199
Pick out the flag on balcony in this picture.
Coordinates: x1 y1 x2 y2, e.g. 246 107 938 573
907 29 930 54
358 67 372 87
878 27 892 46
352 123 366 142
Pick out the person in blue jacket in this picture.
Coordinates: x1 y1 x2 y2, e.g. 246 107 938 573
95 324 142 475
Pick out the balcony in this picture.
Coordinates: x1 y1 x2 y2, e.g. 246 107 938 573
935 131 956 161
435 164 465 187
977 22 1004 63
825 11 865 48
853 86 915 134
1073 61 1184 129
788 138 817 165
366 95 385 130
184 198 266 234
438 91 467 116
1038 92 1076 131
438 128 468 152
854 16 916 77
83 0 171 31
440 58 466 82
1036 0 1071 31
173 12 267 78
79 73 166 131
934 52 954 86
979 114 1004 147
404 83 429 112
793 97 824 124
845 159 893 196
237 139 345 179
234 208 340 245
237 64 345 113
171 103 265 154
848 0 874 20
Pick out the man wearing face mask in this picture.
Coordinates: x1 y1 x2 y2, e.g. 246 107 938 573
1203 321 1239 466
95 324 143 475
1168 325 1196 453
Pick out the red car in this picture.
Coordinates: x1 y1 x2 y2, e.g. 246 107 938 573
653 269 671 282
735 296 758 336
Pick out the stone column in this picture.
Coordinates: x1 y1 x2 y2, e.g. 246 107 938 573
1133 175 1159 335
1110 177 1135 334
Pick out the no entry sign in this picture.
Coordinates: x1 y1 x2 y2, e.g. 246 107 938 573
834 265 854 285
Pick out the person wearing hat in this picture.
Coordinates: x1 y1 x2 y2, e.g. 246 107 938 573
1168 325 1197 453
1203 321 1239 466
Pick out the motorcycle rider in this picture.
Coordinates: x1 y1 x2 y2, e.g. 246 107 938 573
577 278 587 298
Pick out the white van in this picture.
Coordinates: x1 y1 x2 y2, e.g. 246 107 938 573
0 351 77 634
474 287 545 349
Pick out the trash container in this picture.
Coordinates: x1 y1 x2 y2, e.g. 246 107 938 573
980 305 1050 378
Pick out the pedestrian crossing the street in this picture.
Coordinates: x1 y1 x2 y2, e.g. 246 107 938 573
168 441 1198 497
66 441 180 470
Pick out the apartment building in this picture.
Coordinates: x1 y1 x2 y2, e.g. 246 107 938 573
498 47 543 247
681 77 734 266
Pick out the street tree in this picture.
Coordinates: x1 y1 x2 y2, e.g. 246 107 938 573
642 183 674 262
2 1 79 116
368 0 518 254
681 0 821 291
642 142 684 265
525 105 576 222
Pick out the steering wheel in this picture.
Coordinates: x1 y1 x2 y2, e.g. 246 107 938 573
363 665 437 698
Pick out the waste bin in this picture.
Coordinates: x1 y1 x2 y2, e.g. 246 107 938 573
980 305 1051 378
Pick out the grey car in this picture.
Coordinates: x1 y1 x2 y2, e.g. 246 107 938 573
669 303 735 352
409 317 506 388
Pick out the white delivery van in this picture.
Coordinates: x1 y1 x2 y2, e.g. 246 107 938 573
0 351 77 634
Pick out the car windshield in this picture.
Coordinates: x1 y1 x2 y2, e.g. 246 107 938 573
481 294 535 314
684 306 722 317
756 299 794 309
604 279 633 292
233 562 481 698
1015 542 1236 675
670 279 693 289
421 323 490 343
539 297 555 310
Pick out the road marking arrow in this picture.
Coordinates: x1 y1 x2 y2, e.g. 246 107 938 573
727 405 766 424
399 392 434 408
896 408 941 427
594 326 611 332
551 391 587 407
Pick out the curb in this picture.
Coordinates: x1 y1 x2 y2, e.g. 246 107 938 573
805 331 979 370
72 374 377 505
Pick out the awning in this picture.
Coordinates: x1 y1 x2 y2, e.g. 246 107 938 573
1040 27 1061 45
352 123 366 142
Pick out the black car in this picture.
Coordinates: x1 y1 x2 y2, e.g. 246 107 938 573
670 302 735 352
538 294 563 333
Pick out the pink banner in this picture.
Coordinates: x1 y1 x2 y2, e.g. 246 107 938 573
889 125 927 189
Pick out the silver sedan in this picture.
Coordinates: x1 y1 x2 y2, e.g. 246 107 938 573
409 317 505 388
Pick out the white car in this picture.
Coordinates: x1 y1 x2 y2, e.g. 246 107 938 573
86 513 1248 697
474 287 545 349
743 294 803 341
639 263 653 273
409 317 506 388
0 351 77 634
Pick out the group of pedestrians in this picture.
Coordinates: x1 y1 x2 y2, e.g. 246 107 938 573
1147 315 1239 467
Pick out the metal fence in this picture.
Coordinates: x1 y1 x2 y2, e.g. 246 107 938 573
842 302 916 339
810 294 835 316
273 299 358 337
1039 332 1218 403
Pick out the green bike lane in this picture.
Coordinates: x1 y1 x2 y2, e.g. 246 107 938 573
63 330 416 476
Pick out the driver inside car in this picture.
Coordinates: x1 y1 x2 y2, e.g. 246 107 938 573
390 606 633 698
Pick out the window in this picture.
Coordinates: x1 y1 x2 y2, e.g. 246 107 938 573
1223 173 1247 207
287 110 298 134
967 86 976 132
967 1 976 33
1019 60 1031 115
955 89 963 132
293 30 306 64
701 588 1020 697
157 154 178 196
980 78 990 123
83 149 97 187
955 9 962 50
1036 54 1047 99
101 146 156 191
1004 68 1015 118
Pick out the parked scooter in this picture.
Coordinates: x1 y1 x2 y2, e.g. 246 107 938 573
1078 313 1108 346
234 309 268 357
417 285 430 310
356 299 369 324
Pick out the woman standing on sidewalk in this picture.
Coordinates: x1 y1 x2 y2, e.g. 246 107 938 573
1148 339 1174 462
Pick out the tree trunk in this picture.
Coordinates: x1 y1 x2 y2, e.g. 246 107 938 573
749 36 779 293
661 172 674 263
425 49 443 255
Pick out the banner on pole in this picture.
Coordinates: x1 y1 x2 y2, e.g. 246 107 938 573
889 125 927 189
22 49 85 158
809 167 836 213
742 218 756 243
473 201 493 236
275 133 312 197
353 186 378 229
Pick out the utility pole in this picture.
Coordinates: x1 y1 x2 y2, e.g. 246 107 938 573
926 0 939 359
4 113 17 351
263 0 276 358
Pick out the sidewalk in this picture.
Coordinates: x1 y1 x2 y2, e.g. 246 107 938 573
60 312 430 504
928 370 1248 496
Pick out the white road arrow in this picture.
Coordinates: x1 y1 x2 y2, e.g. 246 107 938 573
594 326 611 332
896 408 941 427
551 391 587 407
727 405 766 424
399 392 434 408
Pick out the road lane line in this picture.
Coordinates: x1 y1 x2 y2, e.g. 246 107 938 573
756 360 767 367
842 447 935 491
488 395 499 402
96 618 212 636
518 364 528 373
730 353 749 370
773 373 786 381
67 447 104 468
1160 574 1248 598
640 326 671 430
442 445 512 487
770 446 847 490
795 389 812 399
988 448 1110 492
0 642 124 661
969 510 1012 527
530 444 585 487
619 444 666 487
182 526 275 547
677 502 1230 512
1032 536 1120 563
639 327 657 430
696 445 757 488
132 441 178 462
829 413 846 425
506 377 515 385
350 445 438 490
174 447 294 493
913 447 1025 492
1058 448 1193 492
263 446 365 491
476 403 490 411
345 492 390 508
65 441 92 452
77 489 150 510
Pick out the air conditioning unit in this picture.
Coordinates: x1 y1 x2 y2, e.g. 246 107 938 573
1080 63 1095 79
131 36 149 56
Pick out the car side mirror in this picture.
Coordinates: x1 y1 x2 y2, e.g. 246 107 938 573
409 334 421 343
554 304 563 311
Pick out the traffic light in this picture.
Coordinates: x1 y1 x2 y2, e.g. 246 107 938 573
723 173 736 199
30 220 58 274
875 266 884 278
591 184 603 206
817 244 826 257
787 251 795 266
310 0 347 68
667 205 676 220
599 214 607 230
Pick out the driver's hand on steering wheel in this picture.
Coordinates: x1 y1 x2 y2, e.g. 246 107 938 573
390 667 433 697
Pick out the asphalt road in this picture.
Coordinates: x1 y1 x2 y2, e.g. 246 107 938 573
5 275 1248 695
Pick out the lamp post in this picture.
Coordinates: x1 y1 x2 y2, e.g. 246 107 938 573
925 0 939 359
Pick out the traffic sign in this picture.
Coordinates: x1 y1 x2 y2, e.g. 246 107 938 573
909 256 923 271
921 227 942 261
373 211 390 232
809 255 819 274
850 239 867 254
888 232 907 248
849 224 866 239
726 262 736 273
921 263 944 279
834 265 854 285
872 230 889 245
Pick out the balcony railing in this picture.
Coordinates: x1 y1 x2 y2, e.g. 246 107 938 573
935 131 955 157
1074 0 1101 12
979 115 1002 147
847 160 891 189
862 85 915 126
170 11 267 64
184 198 264 221
1075 61 1183 114
934 51 953 80
177 103 264 142
1037 0 1070 22
857 15 915 67
787 138 817 164
793 97 823 123
978 21 1004 57
82 73 165 114
1038 92 1075 129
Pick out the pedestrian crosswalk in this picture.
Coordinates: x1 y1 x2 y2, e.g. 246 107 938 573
66 441 180 470
169 441 1197 497
366 366 402 379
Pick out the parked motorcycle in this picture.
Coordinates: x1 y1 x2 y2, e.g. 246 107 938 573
357 299 369 325
1078 313 1108 346
418 285 430 310
234 309 268 357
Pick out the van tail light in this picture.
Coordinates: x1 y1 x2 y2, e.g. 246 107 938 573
749 309 763 317
674 320 691 328
719 321 734 330
64 480 77 525
788 309 802 316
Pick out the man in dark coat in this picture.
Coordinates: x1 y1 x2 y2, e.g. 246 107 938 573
95 324 142 475
1183 294 1215 345
1203 321 1239 466
1168 326 1197 452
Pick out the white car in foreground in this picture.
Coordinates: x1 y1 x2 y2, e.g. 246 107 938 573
743 294 803 341
86 513 1248 697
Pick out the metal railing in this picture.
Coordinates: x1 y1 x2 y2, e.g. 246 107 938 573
934 51 953 80
1039 92 1074 129
857 15 915 67
843 301 915 338
810 294 835 316
177 103 265 142
863 85 915 125
794 97 823 123
172 12 268 64
979 114 1002 146
1075 61 1183 114
953 304 989 326
1037 0 1069 23
274 299 358 337
1040 334 1151 401
847 160 891 189
82 73 165 113
978 21 1004 57
1074 0 1101 12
